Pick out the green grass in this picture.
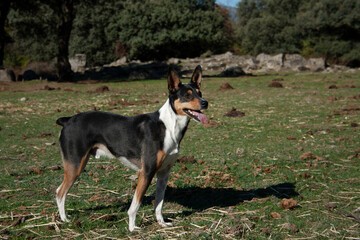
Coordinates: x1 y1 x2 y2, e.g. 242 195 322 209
1 71 360 239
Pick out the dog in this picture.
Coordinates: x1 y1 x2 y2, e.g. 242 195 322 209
55 65 208 231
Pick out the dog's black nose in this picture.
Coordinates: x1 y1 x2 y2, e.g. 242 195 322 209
201 100 208 109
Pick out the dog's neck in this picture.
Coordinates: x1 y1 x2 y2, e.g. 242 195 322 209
159 99 189 154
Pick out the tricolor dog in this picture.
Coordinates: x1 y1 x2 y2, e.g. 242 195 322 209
55 66 208 231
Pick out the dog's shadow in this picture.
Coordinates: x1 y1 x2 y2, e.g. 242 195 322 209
81 182 298 217
164 182 298 211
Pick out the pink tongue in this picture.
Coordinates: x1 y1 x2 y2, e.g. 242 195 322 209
192 111 208 123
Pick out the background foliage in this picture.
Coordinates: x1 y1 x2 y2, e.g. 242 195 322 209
2 0 360 69
235 0 360 65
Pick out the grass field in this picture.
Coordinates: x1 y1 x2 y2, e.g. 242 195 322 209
0 70 359 239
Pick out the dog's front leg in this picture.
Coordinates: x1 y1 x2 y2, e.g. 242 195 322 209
154 167 172 227
128 169 154 232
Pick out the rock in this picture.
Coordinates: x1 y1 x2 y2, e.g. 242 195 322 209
23 70 39 81
218 66 245 77
283 54 308 71
0 68 15 82
235 55 258 72
256 53 283 72
69 54 86 72
306 58 326 71
167 58 180 65
107 56 127 67
213 51 233 61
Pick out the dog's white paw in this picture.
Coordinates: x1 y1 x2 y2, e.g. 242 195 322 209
129 225 141 232
158 221 173 227
60 215 71 223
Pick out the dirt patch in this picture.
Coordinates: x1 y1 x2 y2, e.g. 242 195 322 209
299 152 316 160
328 96 339 101
77 80 101 84
281 198 297 209
328 85 357 89
342 105 360 112
327 85 338 89
87 85 110 93
268 81 283 88
270 212 282 219
177 155 196 164
219 82 234 90
341 85 357 88
351 122 358 127
224 107 245 117
348 94 360 100
43 85 60 91
37 132 53 138
94 85 110 93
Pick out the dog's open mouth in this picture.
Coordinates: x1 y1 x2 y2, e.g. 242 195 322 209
184 109 208 123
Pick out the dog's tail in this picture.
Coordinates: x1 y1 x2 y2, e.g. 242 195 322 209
56 117 71 127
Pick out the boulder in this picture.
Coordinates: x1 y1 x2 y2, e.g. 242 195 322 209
235 55 258 72
256 53 283 72
213 51 233 61
69 54 86 72
167 58 180 65
107 56 127 67
283 54 308 71
0 68 15 82
306 58 326 71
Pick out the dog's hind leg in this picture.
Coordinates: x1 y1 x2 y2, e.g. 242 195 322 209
56 148 90 222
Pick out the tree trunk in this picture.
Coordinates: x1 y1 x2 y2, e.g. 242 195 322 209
57 0 74 82
0 1 10 68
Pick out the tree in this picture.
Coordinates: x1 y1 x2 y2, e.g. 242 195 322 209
0 1 10 68
235 0 304 55
7 0 78 81
114 0 228 61
70 0 124 67
296 0 360 65
55 0 76 81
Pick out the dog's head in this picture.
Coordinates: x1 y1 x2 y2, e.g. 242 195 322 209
167 65 208 123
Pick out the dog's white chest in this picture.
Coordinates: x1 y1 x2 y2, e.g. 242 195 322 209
159 99 189 155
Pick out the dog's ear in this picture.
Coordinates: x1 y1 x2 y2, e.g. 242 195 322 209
190 65 202 88
168 67 181 92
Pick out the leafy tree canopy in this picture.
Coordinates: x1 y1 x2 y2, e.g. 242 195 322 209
235 0 360 65
114 0 228 61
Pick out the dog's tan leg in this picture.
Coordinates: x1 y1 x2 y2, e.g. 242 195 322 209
128 170 153 232
56 151 90 222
